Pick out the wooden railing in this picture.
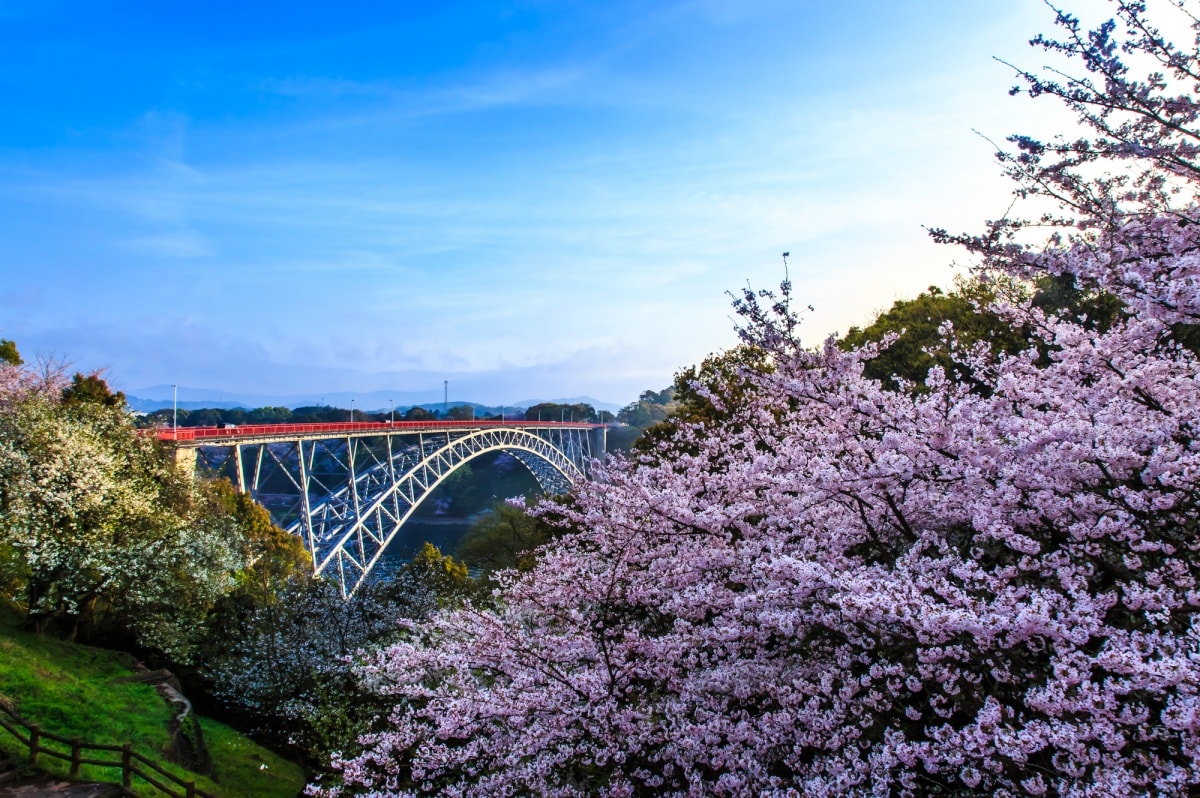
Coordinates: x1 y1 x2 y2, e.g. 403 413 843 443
0 701 214 798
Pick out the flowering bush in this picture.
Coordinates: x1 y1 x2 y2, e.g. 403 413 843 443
0 353 304 663
326 3 1200 795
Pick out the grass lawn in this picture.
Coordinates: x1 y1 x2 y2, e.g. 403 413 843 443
0 606 305 797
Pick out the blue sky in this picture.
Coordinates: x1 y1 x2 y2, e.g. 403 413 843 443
0 0 1118 406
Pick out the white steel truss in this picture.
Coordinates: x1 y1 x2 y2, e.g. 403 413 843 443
188 425 601 596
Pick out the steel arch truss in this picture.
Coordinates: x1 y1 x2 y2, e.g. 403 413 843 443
193 426 597 596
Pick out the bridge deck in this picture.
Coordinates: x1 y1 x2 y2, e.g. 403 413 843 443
156 419 605 447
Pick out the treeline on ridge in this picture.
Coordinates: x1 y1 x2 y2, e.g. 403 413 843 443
139 401 616 428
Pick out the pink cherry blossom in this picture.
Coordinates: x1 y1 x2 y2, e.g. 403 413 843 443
321 3 1200 795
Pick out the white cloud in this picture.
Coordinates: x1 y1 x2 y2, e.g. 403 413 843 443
121 232 214 258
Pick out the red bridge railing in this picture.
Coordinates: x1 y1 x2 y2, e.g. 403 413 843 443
154 419 604 443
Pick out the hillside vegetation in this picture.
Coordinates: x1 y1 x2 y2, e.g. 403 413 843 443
0 602 304 797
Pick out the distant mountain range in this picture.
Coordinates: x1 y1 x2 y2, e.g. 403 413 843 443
125 385 623 414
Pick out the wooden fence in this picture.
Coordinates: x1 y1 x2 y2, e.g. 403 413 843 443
0 701 215 798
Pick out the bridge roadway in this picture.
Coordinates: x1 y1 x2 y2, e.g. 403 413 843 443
156 419 606 596
156 418 604 446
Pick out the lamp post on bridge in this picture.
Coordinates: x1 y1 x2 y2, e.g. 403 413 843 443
350 399 355 424
390 399 394 424
172 384 178 437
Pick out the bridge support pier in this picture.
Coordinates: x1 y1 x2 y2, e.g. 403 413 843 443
172 447 197 473
590 426 607 461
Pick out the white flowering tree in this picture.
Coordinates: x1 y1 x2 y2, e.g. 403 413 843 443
0 363 250 661
210 544 475 766
325 2 1200 796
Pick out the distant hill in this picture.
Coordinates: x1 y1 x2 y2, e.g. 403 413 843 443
127 397 251 413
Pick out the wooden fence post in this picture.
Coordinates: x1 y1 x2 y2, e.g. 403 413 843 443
122 744 133 789
27 725 39 766
185 779 195 798
70 737 82 777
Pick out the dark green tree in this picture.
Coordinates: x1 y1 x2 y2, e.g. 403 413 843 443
839 279 1030 393
61 372 126 408
188 408 224 427
456 502 552 575
0 339 22 366
524 402 600 423
616 390 674 429
446 404 476 420
634 346 770 457
247 406 292 424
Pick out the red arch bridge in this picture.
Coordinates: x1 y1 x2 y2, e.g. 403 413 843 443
159 420 606 597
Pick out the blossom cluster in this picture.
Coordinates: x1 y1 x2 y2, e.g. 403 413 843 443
322 2 1200 795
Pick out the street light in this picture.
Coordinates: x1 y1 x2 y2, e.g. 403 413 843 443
390 399 394 424
172 384 178 436
350 399 355 424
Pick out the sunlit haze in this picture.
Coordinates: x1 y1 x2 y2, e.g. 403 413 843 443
0 0 1123 406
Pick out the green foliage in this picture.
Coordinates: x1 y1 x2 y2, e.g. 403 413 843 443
1031 272 1126 332
246 406 291 424
615 389 674 429
414 451 541 519
604 387 677 452
840 275 1130 393
840 279 1030 392
402 542 473 598
186 408 224 427
523 402 604 423
414 462 478 517
61 372 126 408
0 339 21 366
205 577 383 766
446 404 476 420
199 478 310 600
436 462 475 502
290 405 336 422
456 503 552 574
635 345 772 456
0 607 304 797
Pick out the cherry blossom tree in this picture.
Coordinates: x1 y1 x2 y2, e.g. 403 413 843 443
325 3 1200 795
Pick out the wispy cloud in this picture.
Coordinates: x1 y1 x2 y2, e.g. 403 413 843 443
0 0 1127 404
121 232 214 258
257 64 591 117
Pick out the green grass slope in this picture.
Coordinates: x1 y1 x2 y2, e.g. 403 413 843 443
0 607 305 797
